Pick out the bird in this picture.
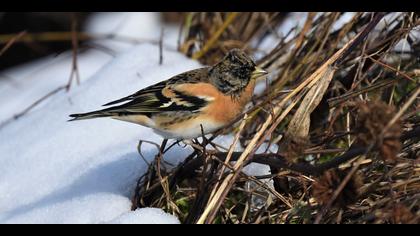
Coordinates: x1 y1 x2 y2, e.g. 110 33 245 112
69 48 267 140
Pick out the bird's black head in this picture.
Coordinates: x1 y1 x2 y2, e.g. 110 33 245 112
209 49 266 95
224 49 257 79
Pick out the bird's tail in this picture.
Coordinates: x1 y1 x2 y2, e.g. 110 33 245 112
68 109 113 122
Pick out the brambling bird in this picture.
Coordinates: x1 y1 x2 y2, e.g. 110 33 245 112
69 49 267 139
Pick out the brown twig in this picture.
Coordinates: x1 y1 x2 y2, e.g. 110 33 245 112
0 31 27 57
159 28 164 65
333 12 386 67
367 55 417 83
0 86 66 130
66 13 81 91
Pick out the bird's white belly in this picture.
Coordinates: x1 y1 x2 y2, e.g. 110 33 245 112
153 118 223 139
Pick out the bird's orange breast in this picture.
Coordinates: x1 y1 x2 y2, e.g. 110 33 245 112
176 80 256 124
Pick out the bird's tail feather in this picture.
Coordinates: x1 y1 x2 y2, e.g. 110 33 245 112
68 110 113 122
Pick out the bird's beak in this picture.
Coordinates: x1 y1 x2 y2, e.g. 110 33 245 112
251 67 268 79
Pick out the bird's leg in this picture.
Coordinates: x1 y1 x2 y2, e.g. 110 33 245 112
159 139 168 156
199 124 209 147
163 139 183 153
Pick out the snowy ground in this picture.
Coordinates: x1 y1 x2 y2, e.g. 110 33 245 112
0 13 193 224
0 42 203 224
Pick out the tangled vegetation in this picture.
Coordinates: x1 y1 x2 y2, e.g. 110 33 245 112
131 12 419 224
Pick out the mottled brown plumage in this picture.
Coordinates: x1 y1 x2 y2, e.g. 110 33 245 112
69 49 267 139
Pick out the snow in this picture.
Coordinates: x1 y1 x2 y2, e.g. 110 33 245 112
0 43 201 224
0 50 111 124
86 12 161 39
0 12 202 224
107 208 180 224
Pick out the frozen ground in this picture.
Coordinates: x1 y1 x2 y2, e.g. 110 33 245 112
0 13 195 224
0 42 200 224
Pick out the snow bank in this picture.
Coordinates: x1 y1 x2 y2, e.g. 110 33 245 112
107 208 180 224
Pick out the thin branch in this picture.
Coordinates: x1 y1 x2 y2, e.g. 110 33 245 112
333 12 386 67
66 13 81 91
367 55 417 83
0 31 26 57
159 28 164 65
0 86 66 130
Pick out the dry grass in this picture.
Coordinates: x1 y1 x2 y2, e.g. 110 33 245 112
132 12 420 224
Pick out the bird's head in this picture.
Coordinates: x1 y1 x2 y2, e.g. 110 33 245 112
209 49 267 95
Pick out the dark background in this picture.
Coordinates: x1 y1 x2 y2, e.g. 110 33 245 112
0 12 184 71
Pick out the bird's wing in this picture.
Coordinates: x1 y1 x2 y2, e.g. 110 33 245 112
100 68 210 114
